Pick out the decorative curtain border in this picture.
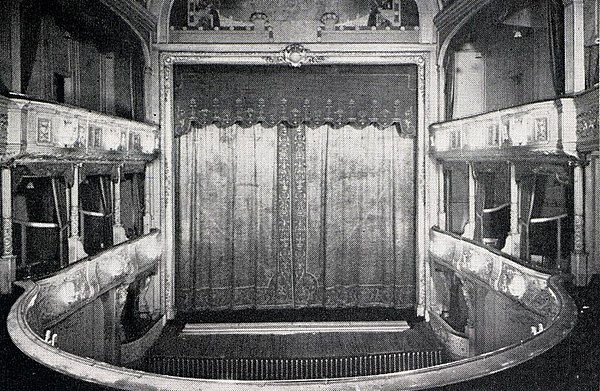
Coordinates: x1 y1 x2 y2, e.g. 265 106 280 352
175 97 417 137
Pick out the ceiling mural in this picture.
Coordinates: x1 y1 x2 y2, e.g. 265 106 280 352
170 0 419 29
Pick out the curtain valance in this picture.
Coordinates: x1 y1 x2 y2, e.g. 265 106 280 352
174 64 418 137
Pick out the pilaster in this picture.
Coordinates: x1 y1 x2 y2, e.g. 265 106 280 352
502 163 521 257
463 162 476 239
113 165 127 245
571 163 588 285
68 164 87 263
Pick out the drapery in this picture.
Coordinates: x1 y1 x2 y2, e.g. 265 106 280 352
12 176 69 277
80 175 114 255
474 165 510 248
546 0 565 96
121 173 145 238
519 170 572 265
175 123 415 311
173 64 417 137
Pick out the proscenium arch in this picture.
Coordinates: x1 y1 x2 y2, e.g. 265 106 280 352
158 49 433 320
156 0 439 44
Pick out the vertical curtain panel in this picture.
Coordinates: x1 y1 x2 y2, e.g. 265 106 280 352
176 123 416 311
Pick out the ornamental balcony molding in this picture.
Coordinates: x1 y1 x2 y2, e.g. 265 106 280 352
2 96 160 163
6 227 577 390
430 98 579 162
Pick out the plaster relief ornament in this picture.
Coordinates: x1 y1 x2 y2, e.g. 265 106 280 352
276 44 325 67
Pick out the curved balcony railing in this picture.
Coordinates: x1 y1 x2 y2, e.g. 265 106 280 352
4 94 159 160
8 227 576 390
430 98 578 161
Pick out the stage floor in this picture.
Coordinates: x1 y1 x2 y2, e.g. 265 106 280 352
148 307 442 360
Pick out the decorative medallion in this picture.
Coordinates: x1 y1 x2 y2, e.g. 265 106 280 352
263 44 325 68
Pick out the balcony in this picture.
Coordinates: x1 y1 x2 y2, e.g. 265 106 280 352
430 98 578 162
7 227 577 390
0 95 159 162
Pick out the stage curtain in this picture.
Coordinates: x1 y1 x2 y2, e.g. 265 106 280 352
305 124 415 308
176 123 277 310
176 122 415 311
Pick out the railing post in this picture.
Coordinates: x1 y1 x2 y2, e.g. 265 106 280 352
572 163 587 285
0 167 16 294
502 163 521 257
113 165 127 244
68 164 87 263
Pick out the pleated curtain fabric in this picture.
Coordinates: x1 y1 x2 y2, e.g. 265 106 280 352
176 123 415 311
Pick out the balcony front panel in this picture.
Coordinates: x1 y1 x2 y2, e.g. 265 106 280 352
430 98 578 162
5 97 159 162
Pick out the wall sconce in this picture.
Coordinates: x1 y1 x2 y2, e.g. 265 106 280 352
513 30 522 38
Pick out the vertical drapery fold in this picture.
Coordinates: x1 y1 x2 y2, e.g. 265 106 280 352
305 125 415 308
176 124 277 310
176 123 415 311
546 0 565 96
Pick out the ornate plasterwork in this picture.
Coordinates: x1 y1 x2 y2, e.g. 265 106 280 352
429 228 560 321
25 231 161 335
262 44 326 67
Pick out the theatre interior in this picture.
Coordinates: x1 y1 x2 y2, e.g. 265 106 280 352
0 0 599 389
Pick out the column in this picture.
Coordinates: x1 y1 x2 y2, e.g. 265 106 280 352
564 0 585 93
463 162 476 239
438 161 446 230
584 155 595 278
502 163 521 257
143 163 152 233
68 164 87 263
113 165 127 244
0 167 15 293
572 163 587 285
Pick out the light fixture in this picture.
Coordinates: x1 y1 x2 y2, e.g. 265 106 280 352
513 30 522 38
